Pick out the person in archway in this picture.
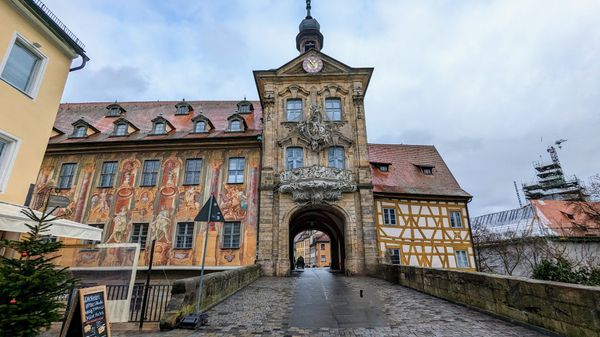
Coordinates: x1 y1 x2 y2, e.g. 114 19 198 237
296 256 305 269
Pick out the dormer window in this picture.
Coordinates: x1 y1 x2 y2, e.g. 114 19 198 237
175 100 193 115
74 126 87 138
372 163 389 172
106 103 125 117
194 121 206 133
415 164 435 175
227 114 247 132
115 123 128 136
229 120 242 132
153 122 165 134
237 99 254 114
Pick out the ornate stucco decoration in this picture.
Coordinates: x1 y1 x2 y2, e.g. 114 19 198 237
279 165 356 203
297 104 336 152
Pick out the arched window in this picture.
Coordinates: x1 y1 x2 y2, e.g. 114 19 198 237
194 121 206 133
74 126 87 138
286 147 304 170
229 120 242 132
153 122 165 134
176 105 189 115
115 123 128 136
328 147 345 169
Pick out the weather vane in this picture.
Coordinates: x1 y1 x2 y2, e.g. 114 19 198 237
306 0 312 18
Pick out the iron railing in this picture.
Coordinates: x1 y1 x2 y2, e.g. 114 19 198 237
29 0 86 50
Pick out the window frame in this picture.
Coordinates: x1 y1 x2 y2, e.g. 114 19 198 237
228 119 243 132
114 123 128 136
130 223 149 249
286 99 303 122
449 210 463 228
194 121 207 133
98 161 118 188
325 97 342 121
388 248 401 265
382 207 397 226
174 222 195 249
286 147 304 170
0 33 48 98
222 221 242 249
82 224 104 248
183 158 202 186
0 129 20 193
455 250 470 268
153 121 166 135
73 125 87 138
328 146 345 169
57 163 77 190
176 105 189 115
227 157 245 184
140 160 160 187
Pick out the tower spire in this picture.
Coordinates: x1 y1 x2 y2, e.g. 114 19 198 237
296 0 323 52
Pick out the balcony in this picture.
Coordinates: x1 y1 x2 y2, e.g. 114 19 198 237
279 165 356 203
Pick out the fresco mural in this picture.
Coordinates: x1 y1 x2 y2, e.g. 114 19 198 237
33 149 260 271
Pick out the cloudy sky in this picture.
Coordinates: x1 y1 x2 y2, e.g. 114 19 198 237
45 0 600 216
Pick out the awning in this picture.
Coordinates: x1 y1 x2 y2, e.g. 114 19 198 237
0 202 102 241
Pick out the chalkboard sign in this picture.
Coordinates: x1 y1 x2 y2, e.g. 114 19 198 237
78 286 111 337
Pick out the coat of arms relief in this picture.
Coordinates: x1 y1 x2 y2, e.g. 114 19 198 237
278 103 356 203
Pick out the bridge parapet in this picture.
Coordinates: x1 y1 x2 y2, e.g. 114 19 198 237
373 264 600 337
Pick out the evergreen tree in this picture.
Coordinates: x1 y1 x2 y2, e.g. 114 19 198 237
0 207 76 337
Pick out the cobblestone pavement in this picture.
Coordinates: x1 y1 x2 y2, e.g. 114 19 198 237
45 269 552 337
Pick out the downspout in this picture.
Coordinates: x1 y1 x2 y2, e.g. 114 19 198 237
255 132 263 264
464 197 480 271
69 54 89 72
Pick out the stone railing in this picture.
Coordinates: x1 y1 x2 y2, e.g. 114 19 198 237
160 265 261 329
372 264 600 337
279 165 356 203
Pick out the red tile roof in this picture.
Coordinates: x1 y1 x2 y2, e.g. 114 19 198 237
533 200 600 238
49 100 262 144
368 143 471 198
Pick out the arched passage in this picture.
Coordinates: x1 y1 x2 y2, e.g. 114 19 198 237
288 206 345 272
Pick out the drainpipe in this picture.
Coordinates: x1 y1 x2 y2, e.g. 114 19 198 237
255 133 263 264
69 54 89 72
464 197 480 271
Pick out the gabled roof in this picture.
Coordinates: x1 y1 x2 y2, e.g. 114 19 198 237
49 100 262 145
533 200 600 238
368 143 471 199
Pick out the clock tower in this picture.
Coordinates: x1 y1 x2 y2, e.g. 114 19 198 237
253 1 379 276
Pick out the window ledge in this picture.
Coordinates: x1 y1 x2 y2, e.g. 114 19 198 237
0 77 35 99
221 247 240 250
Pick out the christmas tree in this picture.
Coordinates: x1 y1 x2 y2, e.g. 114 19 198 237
0 207 76 337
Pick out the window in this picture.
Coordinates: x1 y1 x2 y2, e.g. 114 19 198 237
239 104 250 113
99 161 118 188
450 211 463 228
131 223 149 248
378 164 389 172
227 157 245 184
0 131 19 193
41 235 58 243
455 250 470 268
107 107 121 117
73 126 87 138
321 255 326 262
328 147 345 169
286 99 302 122
194 121 206 133
175 222 194 249
388 249 400 265
222 222 241 249
141 160 160 186
58 163 77 189
383 208 397 226
422 167 433 175
320 243 325 250
83 224 104 246
183 159 202 185
115 123 128 136
176 105 189 115
286 147 304 170
229 120 242 132
325 98 342 121
153 122 166 134
1 37 45 96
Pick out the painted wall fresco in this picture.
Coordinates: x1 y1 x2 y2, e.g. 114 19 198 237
33 148 261 270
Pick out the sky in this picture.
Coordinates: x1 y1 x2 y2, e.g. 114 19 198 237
44 0 600 216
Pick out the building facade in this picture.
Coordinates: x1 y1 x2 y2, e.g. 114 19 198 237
0 0 95 246
34 100 261 271
34 2 475 277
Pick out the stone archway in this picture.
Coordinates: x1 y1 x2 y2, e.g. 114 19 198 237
288 206 346 272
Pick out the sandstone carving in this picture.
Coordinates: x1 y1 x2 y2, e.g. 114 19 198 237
297 104 335 152
279 165 356 203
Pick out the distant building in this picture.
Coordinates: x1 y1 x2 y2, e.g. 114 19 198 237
0 0 98 250
309 232 330 268
522 140 586 201
472 200 600 276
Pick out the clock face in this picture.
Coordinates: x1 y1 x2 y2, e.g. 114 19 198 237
302 56 323 73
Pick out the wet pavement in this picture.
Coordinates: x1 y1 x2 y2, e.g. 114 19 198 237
41 268 551 336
